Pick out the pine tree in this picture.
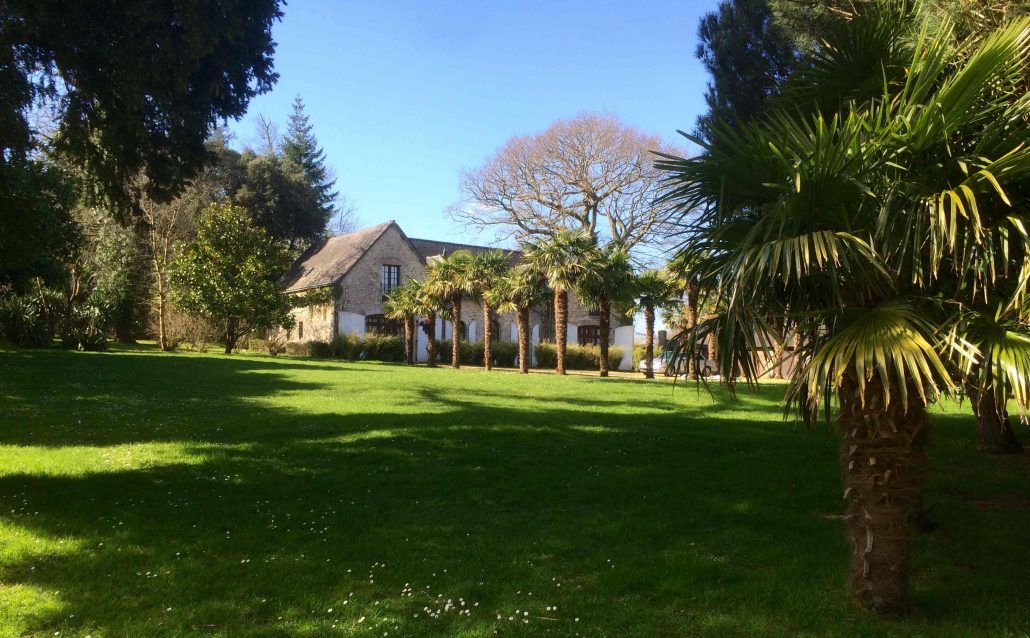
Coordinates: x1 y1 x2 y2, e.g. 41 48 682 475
282 96 338 221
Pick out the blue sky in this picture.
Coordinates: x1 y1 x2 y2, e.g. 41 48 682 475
229 0 718 247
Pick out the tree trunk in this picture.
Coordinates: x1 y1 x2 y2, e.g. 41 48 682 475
644 304 655 379
426 312 437 367
839 368 927 616
483 303 493 371
451 295 462 368
555 290 568 375
968 385 1022 454
598 296 610 377
156 276 170 351
517 306 530 374
403 317 414 364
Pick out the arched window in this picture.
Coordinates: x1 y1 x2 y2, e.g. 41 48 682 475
443 320 468 340
365 314 403 337
491 319 501 340
578 325 600 346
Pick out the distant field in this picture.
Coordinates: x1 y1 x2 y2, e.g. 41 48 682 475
1 345 1028 637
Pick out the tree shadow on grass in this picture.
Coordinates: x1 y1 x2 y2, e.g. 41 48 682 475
1 349 1029 637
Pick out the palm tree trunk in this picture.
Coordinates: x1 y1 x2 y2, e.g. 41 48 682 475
644 304 655 379
598 296 611 377
555 290 568 375
839 368 927 616
426 311 437 368
451 295 462 368
517 306 530 374
968 385 1022 453
403 316 414 364
483 303 493 371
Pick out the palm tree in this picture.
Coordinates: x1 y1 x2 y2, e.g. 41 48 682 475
471 250 512 371
523 230 597 375
383 279 421 364
576 246 635 376
412 280 446 368
425 250 477 368
485 265 551 373
657 7 1030 615
631 269 683 379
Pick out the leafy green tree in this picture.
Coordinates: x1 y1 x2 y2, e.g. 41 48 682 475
0 0 282 212
0 0 282 214
169 201 293 354
282 96 338 222
424 251 477 368
576 246 634 376
658 5 1030 614
631 270 683 379
695 0 798 139
523 230 597 375
471 250 513 371
0 158 78 292
485 265 551 374
233 151 327 251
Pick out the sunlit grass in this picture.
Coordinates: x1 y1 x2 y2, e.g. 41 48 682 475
0 344 1027 637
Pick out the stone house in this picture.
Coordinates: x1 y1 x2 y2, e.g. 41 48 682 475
280 221 633 366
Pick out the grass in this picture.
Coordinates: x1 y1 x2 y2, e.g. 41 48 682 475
0 345 1028 637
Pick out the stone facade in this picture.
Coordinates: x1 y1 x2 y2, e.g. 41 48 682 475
280 221 626 352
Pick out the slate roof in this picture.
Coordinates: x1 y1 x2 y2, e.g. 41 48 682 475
282 221 394 292
409 238 521 263
282 222 522 293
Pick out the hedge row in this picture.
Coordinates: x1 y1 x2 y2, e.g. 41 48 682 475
270 335 624 371
533 342 624 371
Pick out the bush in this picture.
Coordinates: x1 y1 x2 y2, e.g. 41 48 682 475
534 342 625 370
0 294 57 347
330 333 363 360
60 302 109 351
283 341 307 356
306 340 332 358
435 339 488 365
165 310 220 352
491 340 518 368
362 333 405 362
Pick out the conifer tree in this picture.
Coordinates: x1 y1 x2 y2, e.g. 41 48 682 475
282 96 338 221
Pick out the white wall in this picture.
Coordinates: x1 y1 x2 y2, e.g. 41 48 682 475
416 323 428 362
614 325 634 371
566 323 578 346
338 311 365 337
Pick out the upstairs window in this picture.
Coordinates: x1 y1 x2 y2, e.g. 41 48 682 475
381 264 401 299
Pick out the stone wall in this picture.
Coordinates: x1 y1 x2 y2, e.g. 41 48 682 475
338 225 426 317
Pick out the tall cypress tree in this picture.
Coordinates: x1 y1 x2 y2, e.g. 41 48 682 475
282 96 338 221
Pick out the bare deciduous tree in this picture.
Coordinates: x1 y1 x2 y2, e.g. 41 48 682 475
451 113 675 256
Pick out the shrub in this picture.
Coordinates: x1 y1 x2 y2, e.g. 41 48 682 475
0 294 57 347
330 333 363 360
60 302 109 351
534 342 625 370
283 341 307 356
306 340 332 358
362 333 405 362
165 310 220 352
435 339 489 365
490 340 518 368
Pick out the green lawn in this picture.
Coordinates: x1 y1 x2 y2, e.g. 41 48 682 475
1 346 1028 637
